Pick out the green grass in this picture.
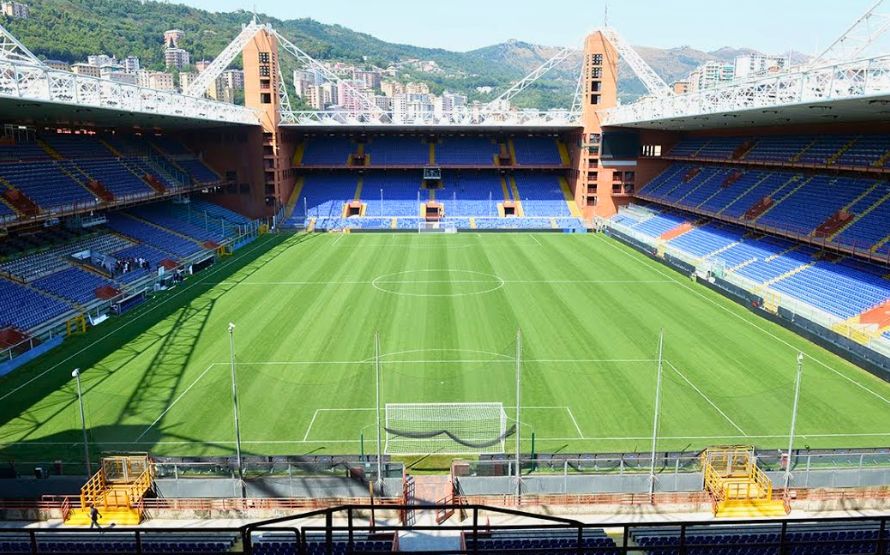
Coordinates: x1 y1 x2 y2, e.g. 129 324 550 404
1 232 889 467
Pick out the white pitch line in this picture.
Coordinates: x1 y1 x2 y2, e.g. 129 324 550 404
302 410 320 442
566 407 584 438
220 358 656 366
7 431 890 448
134 363 216 442
595 234 890 407
530 235 543 247
0 237 273 404
665 359 748 437
209 279 674 286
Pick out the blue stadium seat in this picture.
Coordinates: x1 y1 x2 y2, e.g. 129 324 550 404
512 136 563 165
367 136 429 165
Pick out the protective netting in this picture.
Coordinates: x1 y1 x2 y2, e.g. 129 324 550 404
384 403 509 455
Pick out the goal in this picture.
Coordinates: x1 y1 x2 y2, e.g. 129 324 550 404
417 222 457 234
384 403 511 455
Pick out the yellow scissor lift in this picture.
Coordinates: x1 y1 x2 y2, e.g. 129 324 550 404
65 455 154 526
702 447 789 518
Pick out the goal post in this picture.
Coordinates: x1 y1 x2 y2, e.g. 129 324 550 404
417 221 457 234
384 403 511 455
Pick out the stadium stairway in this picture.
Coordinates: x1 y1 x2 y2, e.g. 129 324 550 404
871 230 890 253
508 176 524 216
831 187 890 241
558 177 582 217
36 139 63 160
99 138 124 158
791 137 820 162
292 142 306 166
557 140 571 166
125 212 214 249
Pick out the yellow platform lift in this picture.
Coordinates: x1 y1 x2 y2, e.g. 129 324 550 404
702 447 789 518
65 455 154 526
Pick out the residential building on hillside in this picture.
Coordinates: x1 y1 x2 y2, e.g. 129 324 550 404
123 56 140 74
1 1 29 19
734 54 788 79
70 63 100 78
165 47 190 70
688 61 734 91
87 54 116 67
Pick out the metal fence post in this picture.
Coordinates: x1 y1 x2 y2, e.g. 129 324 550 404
875 518 886 555
472 507 479 555
325 510 333 555
563 460 568 494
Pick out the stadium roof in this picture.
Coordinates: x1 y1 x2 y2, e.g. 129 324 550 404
282 124 582 133
607 93 890 131
0 97 257 130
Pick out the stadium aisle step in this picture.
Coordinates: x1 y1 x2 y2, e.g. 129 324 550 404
353 176 363 201
829 183 888 240
791 137 820 162
828 136 860 165
292 141 306 166
765 261 815 286
556 139 571 166
828 189 890 243
751 176 812 222
716 172 779 215
508 176 524 216
36 139 63 160
123 212 205 246
284 177 304 220
558 176 582 217
499 176 511 201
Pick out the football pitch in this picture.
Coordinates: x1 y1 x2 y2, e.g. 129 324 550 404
1 232 889 465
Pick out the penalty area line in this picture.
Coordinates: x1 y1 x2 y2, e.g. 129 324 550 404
665 359 748 437
134 363 216 442
566 407 584 438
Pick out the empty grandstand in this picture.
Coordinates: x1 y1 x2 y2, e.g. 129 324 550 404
0 2 889 552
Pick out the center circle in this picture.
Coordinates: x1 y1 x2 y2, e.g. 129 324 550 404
371 269 505 297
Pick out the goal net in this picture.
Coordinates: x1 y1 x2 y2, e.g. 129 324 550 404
418 222 457 234
384 403 512 455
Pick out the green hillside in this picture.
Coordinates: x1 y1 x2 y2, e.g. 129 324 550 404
2 0 801 109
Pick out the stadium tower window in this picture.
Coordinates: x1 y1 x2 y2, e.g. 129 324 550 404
590 94 601 105
259 52 270 64
591 67 602 78
591 81 601 92
592 53 603 65
260 93 272 104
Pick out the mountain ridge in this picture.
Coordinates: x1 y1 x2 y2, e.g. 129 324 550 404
3 0 806 108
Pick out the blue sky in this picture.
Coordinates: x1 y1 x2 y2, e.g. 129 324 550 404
178 0 870 54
